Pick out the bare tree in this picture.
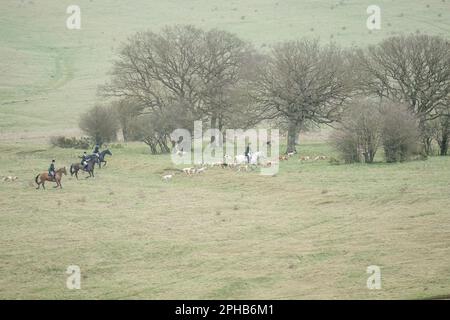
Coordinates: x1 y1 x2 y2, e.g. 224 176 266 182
101 26 205 126
100 25 258 148
355 34 450 152
196 29 257 140
252 39 354 153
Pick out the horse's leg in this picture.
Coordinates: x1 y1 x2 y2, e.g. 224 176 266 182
42 181 45 190
102 160 107 167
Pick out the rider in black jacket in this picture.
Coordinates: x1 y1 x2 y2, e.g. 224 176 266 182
93 144 100 157
80 152 89 169
245 143 251 164
48 160 56 179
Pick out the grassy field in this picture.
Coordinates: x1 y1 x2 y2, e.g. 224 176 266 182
0 141 449 299
1 0 450 299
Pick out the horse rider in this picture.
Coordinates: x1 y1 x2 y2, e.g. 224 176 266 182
48 160 56 180
245 143 251 164
93 144 100 158
80 152 89 169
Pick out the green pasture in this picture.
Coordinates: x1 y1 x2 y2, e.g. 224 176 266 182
0 142 449 299
1 0 450 300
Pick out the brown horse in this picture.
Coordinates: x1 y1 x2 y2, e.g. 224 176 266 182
35 167 67 190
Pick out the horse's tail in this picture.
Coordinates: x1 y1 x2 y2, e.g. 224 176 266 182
35 174 40 185
70 164 74 176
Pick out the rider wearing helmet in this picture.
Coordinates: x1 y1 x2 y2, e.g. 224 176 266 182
80 152 89 169
245 143 251 164
93 144 100 158
48 160 56 180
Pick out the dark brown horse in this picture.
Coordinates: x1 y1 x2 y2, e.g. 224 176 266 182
94 149 112 168
35 167 67 189
70 158 95 179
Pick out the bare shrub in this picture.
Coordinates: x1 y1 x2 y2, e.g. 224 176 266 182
330 129 359 163
330 99 382 163
380 103 421 162
79 105 119 146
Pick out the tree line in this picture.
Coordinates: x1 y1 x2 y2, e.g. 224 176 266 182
79 25 450 161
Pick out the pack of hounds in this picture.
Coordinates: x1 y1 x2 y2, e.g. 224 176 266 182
162 152 328 182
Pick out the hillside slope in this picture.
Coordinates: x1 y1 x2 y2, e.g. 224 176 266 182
1 0 449 140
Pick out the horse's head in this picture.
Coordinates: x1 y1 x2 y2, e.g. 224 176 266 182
59 167 67 175
105 149 112 156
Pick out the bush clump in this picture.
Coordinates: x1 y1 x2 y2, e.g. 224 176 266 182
330 99 382 163
380 103 421 162
79 104 119 146
331 100 421 163
50 136 91 149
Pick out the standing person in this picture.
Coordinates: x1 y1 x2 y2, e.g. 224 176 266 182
48 160 56 180
245 143 251 164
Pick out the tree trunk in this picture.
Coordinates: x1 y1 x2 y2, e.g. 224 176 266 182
157 134 171 154
423 136 433 156
439 130 449 156
218 115 224 146
144 138 157 154
122 125 129 142
418 117 433 155
286 119 301 154
438 118 449 156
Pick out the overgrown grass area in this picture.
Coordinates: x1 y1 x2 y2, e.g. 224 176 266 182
0 142 449 299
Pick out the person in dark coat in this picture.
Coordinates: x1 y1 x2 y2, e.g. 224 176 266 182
80 152 89 169
48 160 56 180
93 144 100 156
245 143 251 164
